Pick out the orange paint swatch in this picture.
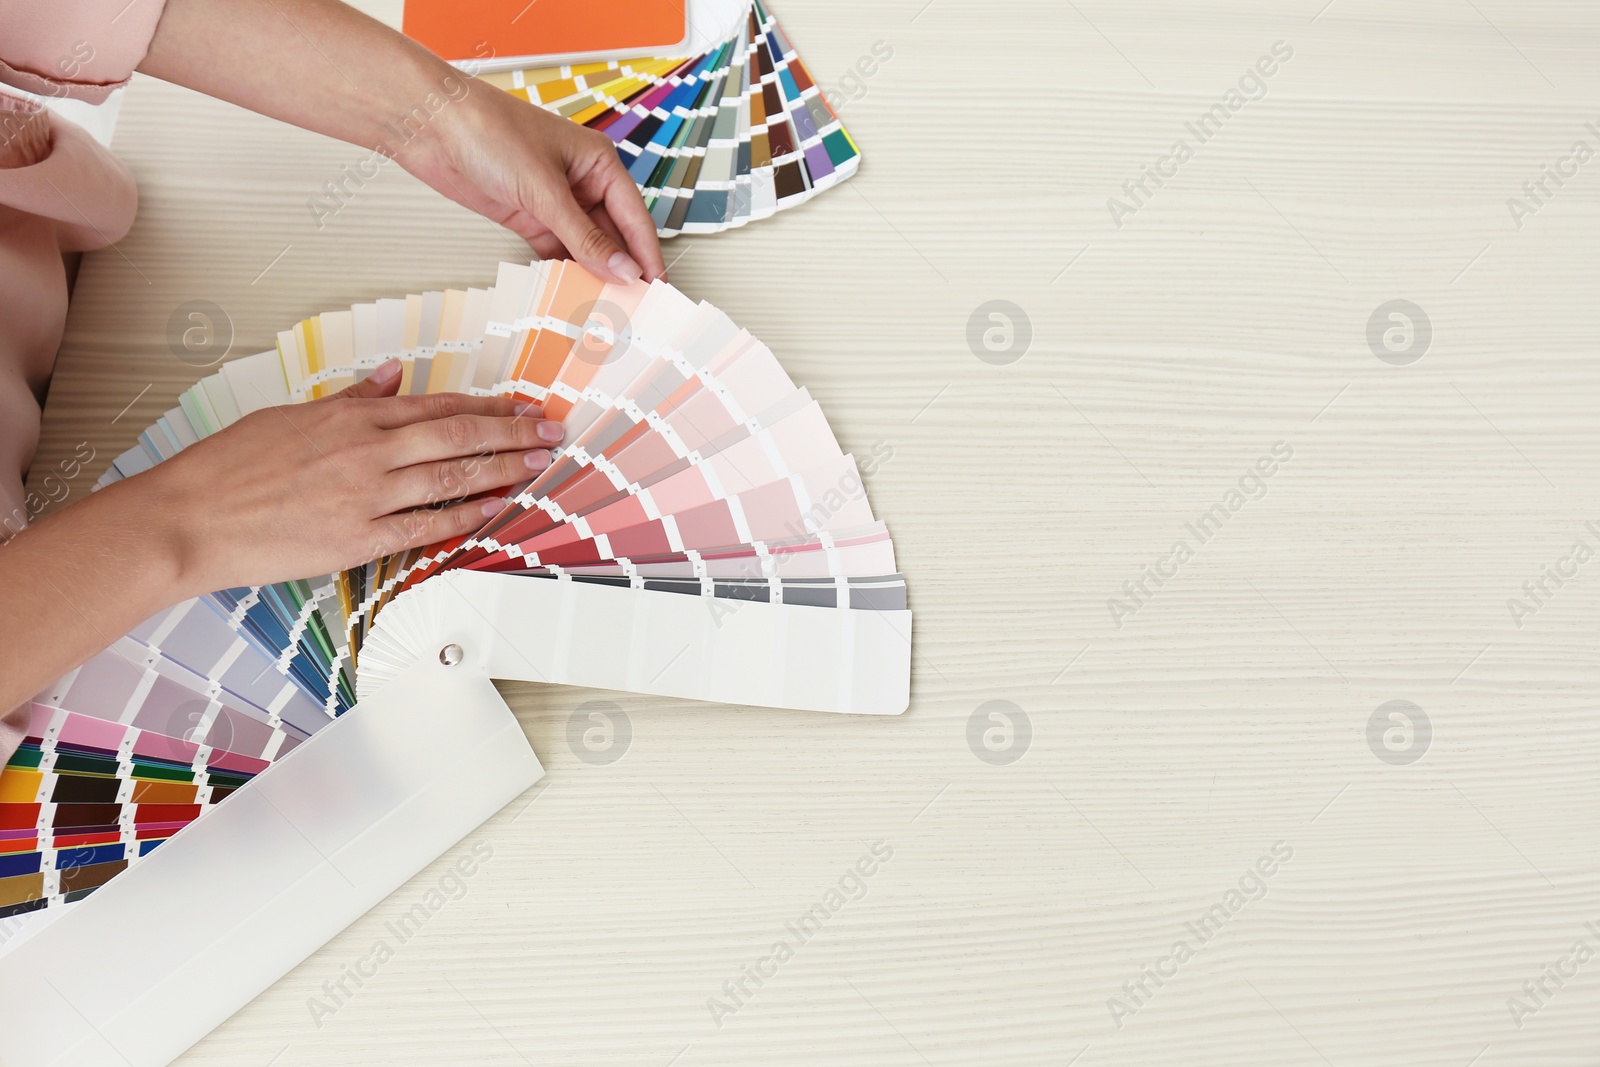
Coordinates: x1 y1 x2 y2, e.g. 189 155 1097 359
402 0 687 64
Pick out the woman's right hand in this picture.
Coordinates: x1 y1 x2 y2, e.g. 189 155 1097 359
146 357 561 595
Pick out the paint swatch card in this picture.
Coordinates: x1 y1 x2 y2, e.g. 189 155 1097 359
477 0 860 236
0 660 543 1067
23 258 910 936
403 0 689 66
0 611 319 929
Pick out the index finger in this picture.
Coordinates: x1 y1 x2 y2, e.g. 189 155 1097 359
600 157 667 282
365 392 542 429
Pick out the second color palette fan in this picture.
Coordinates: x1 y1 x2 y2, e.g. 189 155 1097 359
479 0 861 236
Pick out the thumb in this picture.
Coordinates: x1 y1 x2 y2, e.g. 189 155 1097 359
329 357 403 400
538 187 642 284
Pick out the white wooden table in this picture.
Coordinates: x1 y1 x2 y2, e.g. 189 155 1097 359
31 1 1600 1063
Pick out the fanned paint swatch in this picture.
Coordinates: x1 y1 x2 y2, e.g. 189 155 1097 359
0 599 319 926
2 259 911 929
478 0 860 236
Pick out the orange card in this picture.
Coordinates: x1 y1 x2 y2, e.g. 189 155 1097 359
403 0 689 64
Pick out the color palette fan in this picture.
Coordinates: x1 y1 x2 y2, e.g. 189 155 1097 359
479 0 860 236
0 607 323 928
0 259 911 934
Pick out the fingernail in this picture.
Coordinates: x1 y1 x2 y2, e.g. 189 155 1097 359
523 449 553 471
607 251 642 283
513 402 542 417
537 421 563 443
480 497 505 518
371 358 401 385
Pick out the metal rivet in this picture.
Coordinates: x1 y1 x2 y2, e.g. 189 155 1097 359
439 643 464 666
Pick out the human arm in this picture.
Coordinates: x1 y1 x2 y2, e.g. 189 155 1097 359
0 363 560 720
136 0 666 283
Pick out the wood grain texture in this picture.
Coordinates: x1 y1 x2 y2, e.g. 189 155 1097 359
27 0 1600 1064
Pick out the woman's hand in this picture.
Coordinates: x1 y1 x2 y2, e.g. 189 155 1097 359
400 88 669 285
0 359 560 713
147 359 561 594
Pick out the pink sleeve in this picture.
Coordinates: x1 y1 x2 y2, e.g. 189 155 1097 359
0 0 170 103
